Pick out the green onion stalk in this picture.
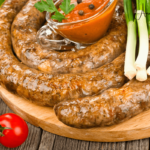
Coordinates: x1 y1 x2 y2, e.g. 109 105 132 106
146 0 150 75
135 0 149 81
124 0 137 80
146 0 150 35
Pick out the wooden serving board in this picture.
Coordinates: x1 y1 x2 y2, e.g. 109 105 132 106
1 85 150 142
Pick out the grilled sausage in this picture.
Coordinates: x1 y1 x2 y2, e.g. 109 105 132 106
54 77 150 128
0 0 127 106
11 0 127 74
2 0 150 129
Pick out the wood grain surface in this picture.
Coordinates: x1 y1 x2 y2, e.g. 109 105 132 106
0 98 150 149
1 86 150 143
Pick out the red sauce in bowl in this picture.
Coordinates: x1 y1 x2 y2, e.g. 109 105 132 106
54 0 118 44
63 0 110 23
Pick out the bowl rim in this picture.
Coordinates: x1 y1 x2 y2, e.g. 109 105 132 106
46 0 115 26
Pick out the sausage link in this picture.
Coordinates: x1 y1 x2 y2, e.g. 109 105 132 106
54 77 150 128
11 0 127 74
0 0 126 107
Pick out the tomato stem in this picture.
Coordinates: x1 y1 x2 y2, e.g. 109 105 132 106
0 125 12 137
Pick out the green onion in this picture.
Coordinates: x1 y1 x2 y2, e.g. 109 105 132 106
146 0 150 75
135 0 149 81
124 0 137 80
146 0 150 35
136 68 147 81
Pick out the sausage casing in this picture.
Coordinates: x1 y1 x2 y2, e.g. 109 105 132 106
11 0 127 74
0 0 127 106
54 77 150 128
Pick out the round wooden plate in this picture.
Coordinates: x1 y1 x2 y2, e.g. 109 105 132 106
0 85 150 142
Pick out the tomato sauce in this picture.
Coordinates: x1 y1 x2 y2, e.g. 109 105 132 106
63 0 110 23
55 0 118 44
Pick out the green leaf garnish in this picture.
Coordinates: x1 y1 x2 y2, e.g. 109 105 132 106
47 0 57 11
59 0 75 15
34 0 75 22
34 0 55 13
0 0 5 6
51 11 66 22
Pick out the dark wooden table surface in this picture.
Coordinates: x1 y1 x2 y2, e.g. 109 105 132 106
0 98 149 150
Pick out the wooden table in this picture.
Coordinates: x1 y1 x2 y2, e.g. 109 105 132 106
0 98 149 150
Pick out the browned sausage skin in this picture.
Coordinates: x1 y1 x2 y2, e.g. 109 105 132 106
11 0 127 74
54 78 150 128
2 0 150 129
0 0 127 106
0 29 127 106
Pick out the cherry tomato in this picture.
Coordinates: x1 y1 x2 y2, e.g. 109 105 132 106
0 113 28 148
